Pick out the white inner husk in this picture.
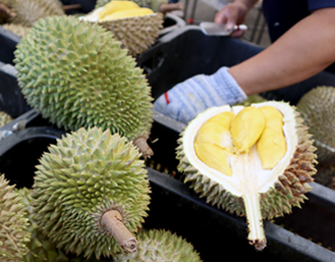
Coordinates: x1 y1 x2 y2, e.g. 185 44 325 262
183 101 298 197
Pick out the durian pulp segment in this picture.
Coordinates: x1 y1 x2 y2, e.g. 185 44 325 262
99 7 154 21
183 102 298 249
79 0 152 22
98 0 140 20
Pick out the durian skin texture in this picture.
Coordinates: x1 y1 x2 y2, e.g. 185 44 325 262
114 229 202 262
0 174 31 262
14 15 153 142
177 104 317 221
31 127 151 259
296 86 335 165
16 188 70 262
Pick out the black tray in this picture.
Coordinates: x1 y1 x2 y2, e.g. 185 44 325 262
0 26 20 65
0 62 30 118
0 110 335 262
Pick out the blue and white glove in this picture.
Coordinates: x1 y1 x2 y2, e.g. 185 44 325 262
153 66 247 124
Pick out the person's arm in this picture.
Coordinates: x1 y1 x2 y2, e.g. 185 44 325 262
230 7 335 95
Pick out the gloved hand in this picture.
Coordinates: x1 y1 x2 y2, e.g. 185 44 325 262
153 66 247 124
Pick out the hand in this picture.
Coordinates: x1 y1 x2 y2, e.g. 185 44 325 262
153 67 247 124
214 1 251 37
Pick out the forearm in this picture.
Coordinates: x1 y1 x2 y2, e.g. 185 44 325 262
230 8 335 95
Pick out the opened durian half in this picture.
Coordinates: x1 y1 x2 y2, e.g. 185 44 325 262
176 101 317 250
80 0 163 56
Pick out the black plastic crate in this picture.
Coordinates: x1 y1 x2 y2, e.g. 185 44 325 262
0 110 334 261
0 26 20 65
0 62 30 118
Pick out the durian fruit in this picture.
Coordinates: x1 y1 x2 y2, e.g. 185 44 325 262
114 229 202 262
95 0 150 10
296 86 335 166
2 23 30 38
10 0 65 27
16 188 70 262
0 174 31 261
31 127 151 259
176 101 317 251
81 0 163 56
99 7 154 21
235 94 267 107
96 0 141 20
14 15 154 157
0 110 13 127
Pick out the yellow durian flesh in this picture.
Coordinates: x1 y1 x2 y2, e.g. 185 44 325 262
98 0 140 20
194 111 235 176
230 107 266 154
193 105 286 176
99 7 153 21
257 106 286 169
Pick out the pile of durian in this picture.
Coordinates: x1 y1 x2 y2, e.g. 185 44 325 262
80 0 164 56
0 127 202 261
0 13 202 261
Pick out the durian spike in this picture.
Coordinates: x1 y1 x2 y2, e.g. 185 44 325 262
242 194 266 251
133 135 153 157
101 210 138 253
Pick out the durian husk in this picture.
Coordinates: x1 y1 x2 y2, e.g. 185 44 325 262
10 0 64 27
2 23 30 38
16 188 70 262
0 174 31 261
114 229 202 262
176 102 317 251
31 127 151 259
0 111 13 127
14 15 154 157
296 86 335 166
97 12 164 57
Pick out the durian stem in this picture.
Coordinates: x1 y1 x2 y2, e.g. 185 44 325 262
63 4 82 11
133 135 153 158
242 194 267 251
100 210 138 253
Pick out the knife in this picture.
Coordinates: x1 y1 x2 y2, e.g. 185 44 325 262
200 22 248 36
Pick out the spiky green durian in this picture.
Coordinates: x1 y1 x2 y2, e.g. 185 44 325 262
176 101 317 251
2 23 30 38
0 111 13 127
14 15 153 156
31 127 151 259
296 86 335 166
16 188 70 262
114 229 202 262
0 174 31 261
10 0 64 27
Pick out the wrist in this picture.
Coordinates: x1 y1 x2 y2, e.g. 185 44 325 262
234 0 258 11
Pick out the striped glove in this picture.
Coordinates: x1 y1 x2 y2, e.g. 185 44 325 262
153 66 247 124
